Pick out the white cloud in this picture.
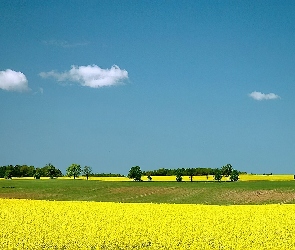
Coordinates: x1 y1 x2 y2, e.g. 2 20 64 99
40 64 128 88
249 91 280 101
0 69 29 92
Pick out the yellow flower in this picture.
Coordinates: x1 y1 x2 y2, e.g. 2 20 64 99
1 199 295 249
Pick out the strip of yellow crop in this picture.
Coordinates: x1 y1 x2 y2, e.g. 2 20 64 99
52 175 295 181
239 174 294 181
0 174 294 181
1 199 295 249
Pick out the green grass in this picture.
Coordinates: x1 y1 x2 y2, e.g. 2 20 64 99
1 179 295 205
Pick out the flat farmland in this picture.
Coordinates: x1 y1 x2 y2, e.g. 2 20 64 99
2 178 295 249
1 178 295 205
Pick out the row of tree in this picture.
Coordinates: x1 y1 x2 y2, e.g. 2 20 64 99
1 163 241 181
90 173 125 177
0 163 92 179
0 163 122 179
66 164 92 180
65 165 126 179
142 166 246 177
142 168 215 176
0 164 63 179
128 164 240 182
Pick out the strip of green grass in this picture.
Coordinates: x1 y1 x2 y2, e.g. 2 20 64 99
0 179 294 205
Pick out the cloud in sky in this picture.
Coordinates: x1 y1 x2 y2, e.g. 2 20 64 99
40 64 128 88
249 91 280 101
0 69 29 92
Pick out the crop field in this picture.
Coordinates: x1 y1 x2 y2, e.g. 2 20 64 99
2 198 295 249
2 174 294 182
1 177 295 249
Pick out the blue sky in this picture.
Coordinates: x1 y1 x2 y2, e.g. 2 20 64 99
0 0 294 174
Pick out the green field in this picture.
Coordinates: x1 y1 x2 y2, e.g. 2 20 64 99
1 179 295 205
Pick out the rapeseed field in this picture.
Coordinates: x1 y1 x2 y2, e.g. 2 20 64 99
1 198 295 249
1 174 293 181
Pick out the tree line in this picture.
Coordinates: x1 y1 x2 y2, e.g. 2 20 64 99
0 163 245 182
0 163 92 179
0 164 63 179
129 164 242 182
142 166 245 177
0 163 123 179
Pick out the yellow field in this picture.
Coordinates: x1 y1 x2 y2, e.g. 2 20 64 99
85 174 294 181
239 174 294 181
1 198 295 249
0 174 294 181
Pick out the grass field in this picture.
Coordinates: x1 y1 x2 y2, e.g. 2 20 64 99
1 177 295 205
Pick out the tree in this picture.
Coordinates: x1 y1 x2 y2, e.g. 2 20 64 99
214 168 222 182
175 168 183 182
5 165 14 178
66 164 81 179
83 166 92 180
13 165 21 177
34 168 41 179
4 169 12 179
156 168 169 176
221 164 233 177
230 169 239 182
128 166 142 181
45 163 60 179
20 165 30 177
187 168 195 182
146 171 152 181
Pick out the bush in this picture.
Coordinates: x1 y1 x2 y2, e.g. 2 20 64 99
34 172 41 179
214 168 222 182
4 170 12 179
230 169 239 182
175 168 183 182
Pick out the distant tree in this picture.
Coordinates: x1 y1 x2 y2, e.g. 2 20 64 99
145 171 152 181
83 166 92 180
230 169 239 182
143 167 223 177
175 168 183 182
158 168 169 176
45 163 59 179
27 166 36 177
66 164 81 179
5 165 14 178
221 164 233 177
90 173 125 177
34 168 42 179
0 166 4 178
214 168 223 182
128 166 142 181
19 165 29 177
187 168 195 182
4 169 12 179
